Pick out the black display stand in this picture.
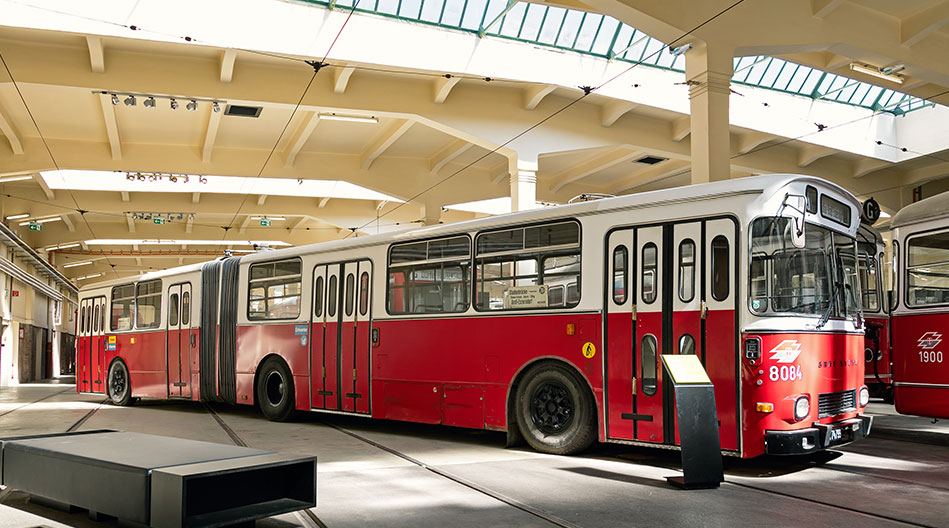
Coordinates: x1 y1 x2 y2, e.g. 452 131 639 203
660 355 724 490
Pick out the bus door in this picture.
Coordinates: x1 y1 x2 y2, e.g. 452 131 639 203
311 264 340 411
605 228 636 440
339 261 372 413
634 226 665 444
90 297 106 393
703 219 738 452
77 299 91 392
166 283 192 398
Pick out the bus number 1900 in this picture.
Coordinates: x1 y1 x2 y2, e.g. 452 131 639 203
770 365 803 382
919 350 944 363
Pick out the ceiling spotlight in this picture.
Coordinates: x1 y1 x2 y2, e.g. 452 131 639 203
148 174 158 182
199 176 208 184
144 96 156 108
126 172 135 181
212 101 221 113
124 95 137 106
186 100 198 111
170 98 179 110
169 175 178 183
137 173 146 181
669 43 692 57
111 93 120 105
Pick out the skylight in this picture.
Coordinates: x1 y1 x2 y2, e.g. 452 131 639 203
41 170 403 202
84 239 291 246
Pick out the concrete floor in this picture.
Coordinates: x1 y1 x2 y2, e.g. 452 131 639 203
1 384 947 528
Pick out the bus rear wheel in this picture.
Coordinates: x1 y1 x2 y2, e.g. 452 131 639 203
257 357 295 422
515 363 595 455
106 360 132 406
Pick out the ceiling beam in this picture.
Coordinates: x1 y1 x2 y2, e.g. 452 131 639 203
549 147 642 192
318 197 331 208
797 144 837 167
239 215 252 234
126 213 135 233
289 217 307 230
284 111 320 167
670 116 690 142
811 0 845 19
903 161 949 187
901 2 949 47
614 159 691 194
202 105 224 163
185 214 193 234
853 158 890 178
257 194 268 206
823 53 852 72
120 191 130 203
433 76 461 104
333 65 356 94
0 104 24 155
96 92 122 160
220 49 237 83
86 36 105 73
430 139 472 173
601 101 637 128
523 85 556 110
33 172 54 199
361 119 413 170
735 131 775 155
61 213 75 233
192 192 201 204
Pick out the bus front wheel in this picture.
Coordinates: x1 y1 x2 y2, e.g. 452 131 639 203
106 360 133 406
515 363 595 455
257 357 295 422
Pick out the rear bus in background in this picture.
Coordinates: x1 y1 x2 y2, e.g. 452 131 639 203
856 217 893 402
889 190 949 419
76 174 872 458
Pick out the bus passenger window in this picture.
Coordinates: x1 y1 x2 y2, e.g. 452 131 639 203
678 240 695 303
247 259 302 320
711 236 730 301
548 285 565 306
642 243 657 304
750 256 767 312
314 276 324 317
169 293 179 326
136 280 162 329
388 236 471 314
345 273 355 316
641 334 657 396
613 246 628 304
359 272 370 316
111 284 135 331
805 186 818 214
907 230 949 306
181 291 190 326
328 275 337 317
679 334 695 355
93 305 99 333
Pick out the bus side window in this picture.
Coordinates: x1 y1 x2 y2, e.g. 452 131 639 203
641 334 657 396
314 276 324 317
359 272 370 316
328 275 338 317
678 239 695 303
169 293 179 326
80 306 86 334
642 243 657 304
679 334 695 355
345 273 355 316
750 254 767 312
711 235 730 301
93 305 99 333
613 245 628 304
181 291 190 326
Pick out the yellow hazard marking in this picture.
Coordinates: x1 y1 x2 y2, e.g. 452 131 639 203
582 342 596 359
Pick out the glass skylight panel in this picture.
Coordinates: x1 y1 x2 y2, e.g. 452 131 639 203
590 18 619 55
575 15 603 52
536 7 566 45
556 10 584 48
419 0 444 23
759 59 783 88
849 83 872 105
773 62 797 90
609 25 636 58
639 38 665 65
376 0 399 16
498 3 526 37
459 0 486 29
441 0 465 26
518 4 545 40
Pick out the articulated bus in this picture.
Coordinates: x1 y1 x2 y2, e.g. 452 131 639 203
76 174 872 458
857 220 892 402
889 190 949 419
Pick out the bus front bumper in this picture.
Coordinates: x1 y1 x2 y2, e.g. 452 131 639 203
764 415 872 455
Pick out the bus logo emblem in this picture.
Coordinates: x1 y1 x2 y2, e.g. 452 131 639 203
768 340 802 364
919 332 942 350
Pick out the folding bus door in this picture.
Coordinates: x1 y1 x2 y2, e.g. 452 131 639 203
167 285 182 397
339 262 360 412
180 284 193 399
353 261 372 414
605 228 637 441
634 226 665 444
310 264 332 410
77 299 91 392
90 297 107 393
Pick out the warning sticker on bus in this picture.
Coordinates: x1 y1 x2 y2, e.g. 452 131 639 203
506 285 549 308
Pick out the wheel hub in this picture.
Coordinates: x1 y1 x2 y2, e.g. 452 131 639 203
266 372 285 406
530 381 574 435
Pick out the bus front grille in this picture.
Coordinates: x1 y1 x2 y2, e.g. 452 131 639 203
818 389 857 418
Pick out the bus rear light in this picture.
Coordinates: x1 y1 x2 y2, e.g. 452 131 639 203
859 386 870 407
566 323 575 336
755 402 773 413
793 396 810 421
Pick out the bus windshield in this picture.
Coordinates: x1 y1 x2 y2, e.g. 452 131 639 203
750 217 861 319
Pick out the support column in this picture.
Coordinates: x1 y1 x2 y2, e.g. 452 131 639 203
421 201 442 226
511 160 538 212
685 44 733 184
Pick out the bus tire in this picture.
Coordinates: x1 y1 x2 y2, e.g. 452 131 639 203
257 357 295 422
515 363 595 455
106 360 133 406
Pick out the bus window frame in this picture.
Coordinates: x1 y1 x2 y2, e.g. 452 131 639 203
110 283 136 332
386 234 472 316
246 257 303 321
904 227 949 309
135 279 163 330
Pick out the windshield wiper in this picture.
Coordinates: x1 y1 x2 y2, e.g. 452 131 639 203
816 280 839 330
843 283 863 329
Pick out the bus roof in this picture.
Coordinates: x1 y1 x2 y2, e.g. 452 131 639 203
891 190 949 228
79 173 855 293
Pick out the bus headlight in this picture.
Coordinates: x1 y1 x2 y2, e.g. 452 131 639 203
793 396 810 421
859 386 870 407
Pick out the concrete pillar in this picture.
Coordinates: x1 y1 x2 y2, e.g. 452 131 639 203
421 201 442 226
684 44 734 184
511 160 538 212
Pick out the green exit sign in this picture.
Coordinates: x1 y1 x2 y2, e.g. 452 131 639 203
260 219 271 227
28 222 41 231
153 217 165 225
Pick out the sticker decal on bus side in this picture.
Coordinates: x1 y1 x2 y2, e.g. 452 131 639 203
768 340 802 364
582 342 596 358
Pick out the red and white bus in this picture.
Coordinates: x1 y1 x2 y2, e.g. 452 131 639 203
76 174 872 458
856 220 892 402
889 190 949 419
